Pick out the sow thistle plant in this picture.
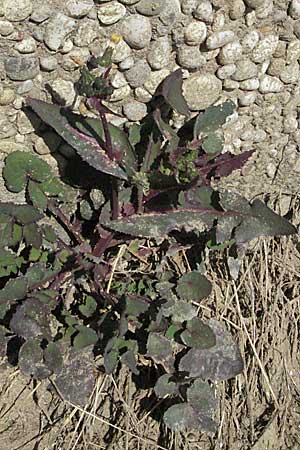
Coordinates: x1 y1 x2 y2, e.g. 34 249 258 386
0 46 296 433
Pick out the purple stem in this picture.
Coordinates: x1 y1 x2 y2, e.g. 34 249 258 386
48 201 84 246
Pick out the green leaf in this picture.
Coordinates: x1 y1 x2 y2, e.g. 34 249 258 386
179 319 244 381
147 332 174 371
14 204 43 225
27 98 128 180
176 272 212 302
163 403 217 432
1 277 27 301
10 297 53 340
79 295 97 318
187 379 217 415
154 374 178 397
44 342 63 374
156 69 190 117
128 123 142 146
202 132 224 154
120 349 139 375
11 223 22 245
194 100 235 137
42 224 57 243
28 180 48 210
162 301 197 323
23 223 42 248
181 318 216 349
104 348 119 374
125 295 149 316
73 325 98 349
25 263 60 289
19 338 52 379
3 151 52 193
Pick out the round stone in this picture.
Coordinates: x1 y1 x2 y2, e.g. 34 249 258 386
16 79 34 94
73 21 98 47
0 88 15 105
40 56 58 71
119 56 135 70
136 0 165 16
177 45 206 69
14 36 37 54
183 73 222 110
48 79 76 106
118 0 139 4
3 0 32 21
5 56 39 81
123 100 147 121
44 13 76 51
147 37 171 70
66 0 94 18
121 15 152 49
112 40 132 63
144 68 170 94
124 60 151 88
0 20 14 36
30 5 52 23
184 21 207 45
97 1 126 25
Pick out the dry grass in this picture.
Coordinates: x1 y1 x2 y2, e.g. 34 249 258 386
1 200 300 450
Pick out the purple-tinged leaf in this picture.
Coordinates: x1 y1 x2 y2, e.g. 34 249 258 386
181 318 216 349
194 100 235 137
19 339 52 379
147 332 174 371
187 379 217 415
176 272 212 302
27 98 128 180
179 319 243 381
54 346 95 407
44 342 63 374
10 298 54 340
155 69 190 117
213 149 255 178
154 373 178 397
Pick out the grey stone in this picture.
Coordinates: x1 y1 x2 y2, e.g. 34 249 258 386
3 0 32 21
34 132 61 155
0 88 15 105
48 79 76 106
30 4 52 22
124 60 151 88
136 0 165 16
231 59 258 81
40 56 58 71
121 15 152 49
177 45 206 69
97 1 126 25
73 21 98 47
5 56 39 80
17 110 40 134
183 73 222 110
16 79 34 94
123 100 147 121
144 68 170 94
44 13 76 51
147 37 171 70
0 118 16 139
66 0 94 18
14 36 37 54
159 0 181 25
0 19 13 35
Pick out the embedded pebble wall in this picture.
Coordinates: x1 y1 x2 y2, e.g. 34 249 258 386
0 0 300 212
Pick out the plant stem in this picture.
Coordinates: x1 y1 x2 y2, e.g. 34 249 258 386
92 230 113 258
48 201 84 246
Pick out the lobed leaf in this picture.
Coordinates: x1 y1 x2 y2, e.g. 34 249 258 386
176 272 212 302
44 342 63 374
147 332 174 371
202 132 224 154
154 374 178 398
28 180 48 210
73 325 98 349
187 379 217 415
27 98 128 180
194 100 235 137
163 402 217 433
179 319 244 381
181 318 216 349
161 300 197 323
10 298 53 340
19 338 52 379
3 151 52 193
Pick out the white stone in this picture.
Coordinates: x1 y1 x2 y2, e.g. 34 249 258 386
218 41 243 64
147 37 171 69
229 0 246 19
251 35 279 63
44 13 76 51
16 110 36 134
109 84 131 102
283 115 298 133
232 59 258 80
48 79 76 106
280 62 300 84
177 45 206 69
212 11 226 31
289 0 300 18
239 78 259 90
245 0 265 6
238 91 257 106
184 21 207 45
245 10 256 26
183 73 222 110
134 87 152 102
66 0 93 18
216 64 237 79
123 100 147 121
286 40 300 63
0 20 13 35
121 15 152 50
14 36 36 54
17 80 34 94
223 79 239 90
144 69 170 95
181 0 198 14
206 30 235 50
193 0 213 22
259 75 283 93
112 40 131 63
119 56 135 70
60 39 73 54
3 0 32 21
110 70 128 88
0 88 15 105
255 0 273 18
73 21 98 47
97 1 126 25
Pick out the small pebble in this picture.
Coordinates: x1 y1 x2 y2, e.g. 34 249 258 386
48 79 76 106
238 91 257 106
73 21 98 47
3 0 32 21
0 88 15 105
112 40 132 63
14 36 37 54
30 4 52 22
184 21 207 45
193 0 213 23
251 35 279 63
134 87 152 102
16 79 34 94
124 60 151 88
136 0 165 16
147 37 171 69
218 41 243 64
109 84 131 102
231 59 258 81
0 20 13 36
44 13 76 51
66 0 94 18
121 15 152 49
259 75 283 93
40 56 58 72
183 73 222 110
177 45 206 69
216 64 237 79
144 68 170 94
289 0 300 19
5 56 39 81
123 100 147 121
119 56 135 70
206 30 235 50
97 1 126 25
229 0 246 19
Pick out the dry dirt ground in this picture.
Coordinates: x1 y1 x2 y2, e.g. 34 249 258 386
0 204 300 450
